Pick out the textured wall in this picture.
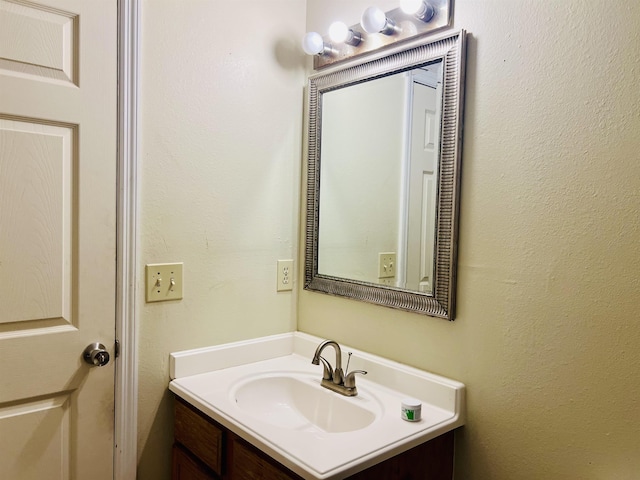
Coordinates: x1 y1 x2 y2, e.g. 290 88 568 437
299 0 640 478
137 1 306 478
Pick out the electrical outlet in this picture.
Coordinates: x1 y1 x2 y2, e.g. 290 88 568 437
146 263 183 302
277 259 293 292
378 252 396 279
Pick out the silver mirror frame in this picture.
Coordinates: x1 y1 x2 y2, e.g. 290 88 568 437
304 30 466 320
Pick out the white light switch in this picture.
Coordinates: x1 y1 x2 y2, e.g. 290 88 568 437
378 252 396 279
146 263 183 302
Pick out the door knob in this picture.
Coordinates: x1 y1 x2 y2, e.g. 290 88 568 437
83 342 110 367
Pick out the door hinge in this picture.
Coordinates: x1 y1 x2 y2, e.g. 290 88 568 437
115 339 120 358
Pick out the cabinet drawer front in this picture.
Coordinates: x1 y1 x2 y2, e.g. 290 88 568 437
232 439 300 480
172 444 218 480
174 399 223 475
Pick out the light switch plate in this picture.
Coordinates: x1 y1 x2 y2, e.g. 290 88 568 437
378 252 396 279
146 263 183 302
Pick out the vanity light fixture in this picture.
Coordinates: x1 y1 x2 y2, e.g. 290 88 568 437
328 21 363 46
399 0 436 22
302 31 335 56
301 0 452 69
360 6 400 35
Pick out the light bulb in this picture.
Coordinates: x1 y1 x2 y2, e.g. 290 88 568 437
328 22 349 43
361 7 386 33
400 0 422 14
361 6 398 35
400 0 435 22
302 32 325 55
328 21 363 46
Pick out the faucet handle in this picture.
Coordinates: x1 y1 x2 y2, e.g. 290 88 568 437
317 356 333 380
344 370 367 388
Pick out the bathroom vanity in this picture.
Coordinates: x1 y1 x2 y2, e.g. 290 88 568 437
169 333 465 480
172 395 454 480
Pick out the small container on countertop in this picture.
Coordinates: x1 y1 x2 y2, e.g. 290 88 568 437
401 398 422 422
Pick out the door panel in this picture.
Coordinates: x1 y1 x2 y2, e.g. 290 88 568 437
0 0 117 478
0 395 71 480
0 0 78 85
0 119 74 325
406 81 441 293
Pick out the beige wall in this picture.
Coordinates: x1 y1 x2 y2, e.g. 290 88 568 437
137 1 306 478
137 0 640 478
300 1 640 479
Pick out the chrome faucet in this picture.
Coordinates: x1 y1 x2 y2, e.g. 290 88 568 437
311 339 367 396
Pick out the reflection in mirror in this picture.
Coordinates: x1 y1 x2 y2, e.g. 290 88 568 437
318 60 443 294
305 30 466 319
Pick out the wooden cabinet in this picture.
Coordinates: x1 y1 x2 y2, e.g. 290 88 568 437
174 399 223 476
172 396 454 480
172 444 218 480
173 398 223 479
226 435 303 480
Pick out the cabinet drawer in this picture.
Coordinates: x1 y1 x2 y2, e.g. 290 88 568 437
174 399 223 475
172 444 218 480
231 436 302 480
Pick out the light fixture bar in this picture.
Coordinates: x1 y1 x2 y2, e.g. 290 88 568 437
310 2 451 70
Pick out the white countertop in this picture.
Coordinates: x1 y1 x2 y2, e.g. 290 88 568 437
169 332 465 479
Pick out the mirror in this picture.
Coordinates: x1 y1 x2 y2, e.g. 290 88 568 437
304 30 466 319
318 60 443 294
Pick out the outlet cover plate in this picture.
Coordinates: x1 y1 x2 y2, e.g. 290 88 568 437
277 259 294 292
146 263 183 302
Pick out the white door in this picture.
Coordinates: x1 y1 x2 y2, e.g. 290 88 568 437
405 79 442 293
0 0 117 479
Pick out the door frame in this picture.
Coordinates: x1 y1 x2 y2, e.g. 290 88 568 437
115 0 139 478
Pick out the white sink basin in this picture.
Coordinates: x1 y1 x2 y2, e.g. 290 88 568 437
231 373 378 433
169 332 465 479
